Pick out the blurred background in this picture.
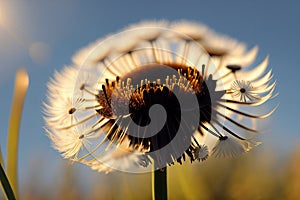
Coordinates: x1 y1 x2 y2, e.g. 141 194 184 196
0 0 299 199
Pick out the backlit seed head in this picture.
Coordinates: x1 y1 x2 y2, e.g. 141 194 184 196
44 20 277 173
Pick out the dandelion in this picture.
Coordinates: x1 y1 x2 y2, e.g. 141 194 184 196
44 20 277 176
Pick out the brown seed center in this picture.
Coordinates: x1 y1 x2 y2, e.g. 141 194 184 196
240 88 246 93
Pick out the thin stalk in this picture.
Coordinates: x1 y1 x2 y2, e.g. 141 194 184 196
152 164 168 200
0 163 16 200
6 68 29 198
0 147 3 168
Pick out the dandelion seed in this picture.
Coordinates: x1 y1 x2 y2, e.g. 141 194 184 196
81 139 151 173
44 96 85 128
44 20 277 173
230 80 260 102
192 145 209 161
212 136 261 158
46 125 90 159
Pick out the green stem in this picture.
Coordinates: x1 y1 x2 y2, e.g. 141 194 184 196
0 163 16 200
6 68 29 199
152 166 168 200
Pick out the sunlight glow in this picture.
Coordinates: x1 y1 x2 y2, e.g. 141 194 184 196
0 2 11 28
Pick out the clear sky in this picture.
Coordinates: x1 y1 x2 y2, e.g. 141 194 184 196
0 0 299 188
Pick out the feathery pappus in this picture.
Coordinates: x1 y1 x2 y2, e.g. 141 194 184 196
44 20 277 173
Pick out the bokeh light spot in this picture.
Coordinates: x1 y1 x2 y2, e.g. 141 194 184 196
29 42 51 64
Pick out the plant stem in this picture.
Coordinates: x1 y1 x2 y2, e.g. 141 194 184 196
152 165 168 200
0 147 3 168
6 68 29 199
0 163 16 200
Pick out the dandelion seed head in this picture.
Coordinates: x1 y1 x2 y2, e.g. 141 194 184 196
44 20 277 173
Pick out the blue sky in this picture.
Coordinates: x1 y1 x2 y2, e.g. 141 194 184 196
0 0 299 188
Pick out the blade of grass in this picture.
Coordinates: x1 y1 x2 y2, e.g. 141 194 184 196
0 163 16 200
0 147 3 168
6 68 29 198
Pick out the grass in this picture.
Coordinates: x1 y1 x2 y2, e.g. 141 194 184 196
0 163 16 200
12 145 299 200
0 68 29 200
